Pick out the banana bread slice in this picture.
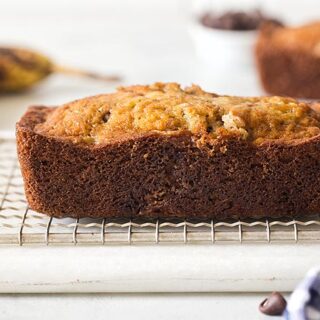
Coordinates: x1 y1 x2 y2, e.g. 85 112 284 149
256 21 320 99
16 83 320 219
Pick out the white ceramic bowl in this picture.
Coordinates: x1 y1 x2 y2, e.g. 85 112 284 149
189 20 258 71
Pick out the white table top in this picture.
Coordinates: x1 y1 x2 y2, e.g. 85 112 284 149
0 244 319 294
0 292 284 320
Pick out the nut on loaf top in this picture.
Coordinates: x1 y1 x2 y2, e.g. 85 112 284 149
35 82 320 145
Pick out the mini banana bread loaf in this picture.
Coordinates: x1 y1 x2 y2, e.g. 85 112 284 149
256 21 320 99
16 83 320 219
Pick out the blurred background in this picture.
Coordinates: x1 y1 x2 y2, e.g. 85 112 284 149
0 0 319 132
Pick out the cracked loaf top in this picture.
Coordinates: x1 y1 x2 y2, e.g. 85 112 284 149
35 82 320 145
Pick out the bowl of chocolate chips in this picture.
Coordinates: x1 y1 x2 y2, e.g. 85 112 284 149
190 9 282 70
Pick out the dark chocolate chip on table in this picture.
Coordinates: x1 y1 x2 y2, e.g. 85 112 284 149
259 292 287 316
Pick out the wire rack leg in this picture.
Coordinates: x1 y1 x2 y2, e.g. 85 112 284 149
73 218 79 245
18 206 29 246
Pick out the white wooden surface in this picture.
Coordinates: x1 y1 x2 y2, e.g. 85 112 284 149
0 245 319 293
0 0 319 318
0 293 285 320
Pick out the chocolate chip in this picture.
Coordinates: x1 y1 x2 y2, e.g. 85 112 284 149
207 125 213 133
200 10 283 31
102 111 111 123
0 66 7 80
259 292 287 316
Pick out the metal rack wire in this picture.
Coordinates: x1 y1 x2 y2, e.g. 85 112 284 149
1 138 320 246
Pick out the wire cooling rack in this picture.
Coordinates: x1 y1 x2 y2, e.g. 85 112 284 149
1 137 320 246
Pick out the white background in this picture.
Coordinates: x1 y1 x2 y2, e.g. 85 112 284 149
0 0 319 131
0 0 319 319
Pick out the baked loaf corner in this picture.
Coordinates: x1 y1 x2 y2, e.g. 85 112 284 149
255 21 320 99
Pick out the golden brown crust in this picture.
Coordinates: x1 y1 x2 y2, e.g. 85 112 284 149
16 105 320 219
35 82 320 145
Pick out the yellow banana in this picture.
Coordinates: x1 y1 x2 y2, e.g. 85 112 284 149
0 47 120 93
0 47 52 92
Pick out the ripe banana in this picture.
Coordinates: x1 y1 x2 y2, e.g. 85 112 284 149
0 47 120 93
